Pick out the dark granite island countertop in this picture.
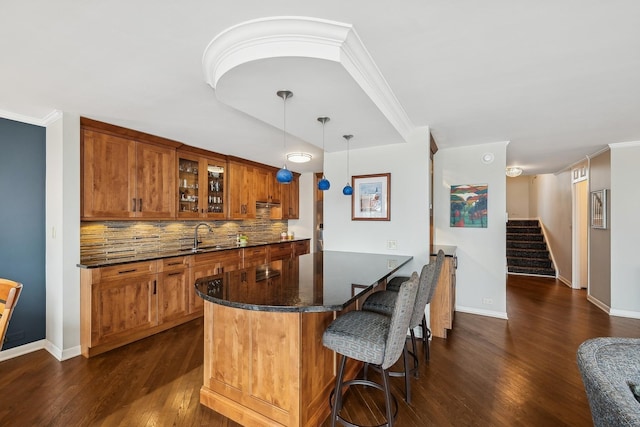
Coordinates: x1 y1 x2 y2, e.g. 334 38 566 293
194 251 413 313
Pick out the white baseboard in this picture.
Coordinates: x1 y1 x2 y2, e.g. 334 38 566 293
586 294 610 314
0 339 81 362
610 308 640 319
456 305 509 320
0 339 46 362
558 275 572 287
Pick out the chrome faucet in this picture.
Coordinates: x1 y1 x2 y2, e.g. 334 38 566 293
193 222 214 251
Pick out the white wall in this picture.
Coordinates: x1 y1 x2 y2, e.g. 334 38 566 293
288 172 315 252
433 141 508 319
45 112 81 360
529 172 573 284
506 175 530 219
323 128 431 276
609 142 640 318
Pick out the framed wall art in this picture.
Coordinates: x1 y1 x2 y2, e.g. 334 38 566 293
450 184 488 228
352 173 390 221
591 189 607 229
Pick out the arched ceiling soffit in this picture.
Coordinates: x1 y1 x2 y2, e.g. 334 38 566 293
202 16 415 152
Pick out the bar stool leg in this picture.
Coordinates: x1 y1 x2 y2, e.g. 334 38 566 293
330 355 348 427
422 316 431 362
381 368 394 427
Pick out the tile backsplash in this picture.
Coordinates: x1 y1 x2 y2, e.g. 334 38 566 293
81 207 288 262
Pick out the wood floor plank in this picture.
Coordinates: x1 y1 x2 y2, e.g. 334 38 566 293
1 275 639 426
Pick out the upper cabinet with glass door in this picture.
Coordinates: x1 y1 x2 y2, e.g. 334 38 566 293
177 149 227 219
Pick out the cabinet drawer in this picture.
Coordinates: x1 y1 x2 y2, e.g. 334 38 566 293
160 256 190 271
193 249 241 267
269 242 292 260
243 246 268 265
98 260 157 280
293 240 310 256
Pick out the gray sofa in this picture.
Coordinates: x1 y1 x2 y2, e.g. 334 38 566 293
577 337 640 426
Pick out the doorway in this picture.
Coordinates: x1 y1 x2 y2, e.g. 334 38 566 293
572 172 589 289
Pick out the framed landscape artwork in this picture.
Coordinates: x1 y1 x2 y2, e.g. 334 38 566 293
450 184 488 228
352 173 390 221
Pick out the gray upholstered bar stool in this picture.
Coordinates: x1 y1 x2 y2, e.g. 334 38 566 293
322 273 419 427
360 251 443 404
366 250 445 365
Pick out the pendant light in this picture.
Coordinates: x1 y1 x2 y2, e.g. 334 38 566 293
317 117 331 191
342 134 353 195
276 90 293 184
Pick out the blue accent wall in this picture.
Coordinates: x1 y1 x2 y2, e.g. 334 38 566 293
0 117 46 350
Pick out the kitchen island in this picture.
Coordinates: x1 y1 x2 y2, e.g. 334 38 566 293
194 251 413 427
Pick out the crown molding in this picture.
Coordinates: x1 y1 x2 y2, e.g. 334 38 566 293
0 109 62 127
202 16 414 141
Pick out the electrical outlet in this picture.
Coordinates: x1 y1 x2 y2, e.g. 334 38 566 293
482 298 493 305
387 240 397 250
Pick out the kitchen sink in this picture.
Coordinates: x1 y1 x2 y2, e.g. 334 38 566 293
179 244 236 253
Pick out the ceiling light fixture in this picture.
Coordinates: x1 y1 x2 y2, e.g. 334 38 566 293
317 117 330 191
276 90 293 184
342 134 353 195
506 167 523 177
287 152 312 163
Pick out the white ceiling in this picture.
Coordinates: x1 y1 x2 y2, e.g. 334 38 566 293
2 1 639 175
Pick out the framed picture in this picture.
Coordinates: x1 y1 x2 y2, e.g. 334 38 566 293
450 184 488 228
352 173 390 221
591 189 607 229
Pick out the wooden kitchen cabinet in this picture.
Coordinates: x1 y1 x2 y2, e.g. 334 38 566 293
255 167 282 205
241 245 268 268
227 159 256 219
158 256 190 323
177 148 227 219
280 174 300 219
80 256 202 358
190 249 242 313
430 252 457 338
80 261 159 357
81 119 178 220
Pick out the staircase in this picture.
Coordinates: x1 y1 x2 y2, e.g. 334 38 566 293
506 219 556 277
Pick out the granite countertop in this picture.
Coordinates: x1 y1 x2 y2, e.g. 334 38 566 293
77 238 311 269
194 251 413 313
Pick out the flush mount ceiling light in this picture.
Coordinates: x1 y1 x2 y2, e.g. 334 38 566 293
276 90 293 184
506 167 523 177
287 152 312 163
317 117 331 191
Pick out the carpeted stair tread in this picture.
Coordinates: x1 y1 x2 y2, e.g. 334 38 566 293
506 219 556 278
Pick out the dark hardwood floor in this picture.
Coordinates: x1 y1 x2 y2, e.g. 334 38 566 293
2 275 639 426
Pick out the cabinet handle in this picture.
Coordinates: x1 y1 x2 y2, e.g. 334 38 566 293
139 198 142 212
153 280 157 294
167 261 182 266
132 198 136 212
118 269 136 274
167 272 182 276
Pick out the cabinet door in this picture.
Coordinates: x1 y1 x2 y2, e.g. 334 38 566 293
158 268 189 323
91 275 158 346
177 153 202 218
202 157 227 219
255 168 270 203
135 142 176 219
82 130 136 219
191 250 242 313
228 161 256 219
281 175 300 219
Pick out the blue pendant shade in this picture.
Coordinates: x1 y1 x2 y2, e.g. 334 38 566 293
276 166 293 183
276 90 294 184
318 177 330 190
342 134 353 196
317 117 330 191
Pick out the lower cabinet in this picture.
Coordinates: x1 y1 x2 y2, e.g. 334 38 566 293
81 257 200 358
430 253 457 338
80 241 312 357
